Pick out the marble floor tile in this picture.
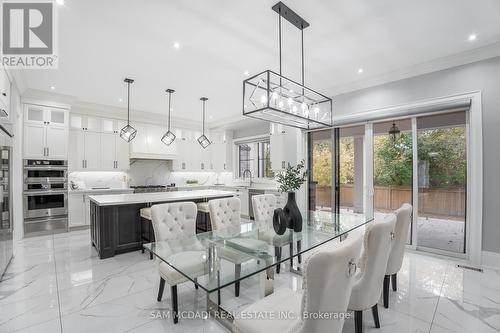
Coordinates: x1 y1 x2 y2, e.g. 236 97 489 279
0 292 60 332
3 229 500 333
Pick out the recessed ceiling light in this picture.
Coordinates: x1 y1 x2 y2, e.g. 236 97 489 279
118 98 123 102
357 68 364 74
50 86 55 90
468 34 477 41
243 70 249 76
55 0 64 5
209 115 213 120
173 42 180 49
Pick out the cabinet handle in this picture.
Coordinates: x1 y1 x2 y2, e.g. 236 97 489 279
82 160 85 168
46 147 49 156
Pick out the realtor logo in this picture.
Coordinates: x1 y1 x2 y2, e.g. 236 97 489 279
1 1 58 68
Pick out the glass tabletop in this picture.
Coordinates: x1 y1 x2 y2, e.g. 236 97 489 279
143 210 373 293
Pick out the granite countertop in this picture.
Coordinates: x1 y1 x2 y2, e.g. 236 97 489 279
88 189 236 206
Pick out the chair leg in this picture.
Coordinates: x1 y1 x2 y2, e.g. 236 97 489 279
157 277 165 301
372 304 380 328
297 240 302 264
194 277 198 290
217 270 221 305
289 242 294 267
235 264 241 297
171 285 178 324
149 252 153 260
275 246 281 274
383 275 390 308
391 273 397 291
354 310 363 333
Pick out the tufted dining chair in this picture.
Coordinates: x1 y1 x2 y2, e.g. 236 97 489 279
348 214 396 333
150 202 207 324
209 197 268 297
383 203 413 308
251 194 290 274
233 229 364 333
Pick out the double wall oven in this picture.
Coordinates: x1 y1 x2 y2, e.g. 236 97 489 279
23 159 68 235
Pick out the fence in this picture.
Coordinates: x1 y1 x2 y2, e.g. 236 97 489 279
314 184 465 218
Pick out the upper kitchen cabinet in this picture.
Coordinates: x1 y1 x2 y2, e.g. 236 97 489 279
23 104 69 159
70 114 101 132
270 124 300 170
0 68 11 120
101 118 125 134
129 122 178 159
68 113 129 171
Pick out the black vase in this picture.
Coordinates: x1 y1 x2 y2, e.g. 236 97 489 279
284 192 302 232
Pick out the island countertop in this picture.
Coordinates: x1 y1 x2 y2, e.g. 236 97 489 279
88 189 236 206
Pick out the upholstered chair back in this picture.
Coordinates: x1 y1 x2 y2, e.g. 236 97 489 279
208 197 241 230
150 202 197 241
386 203 413 275
349 215 396 311
252 194 277 223
298 230 363 333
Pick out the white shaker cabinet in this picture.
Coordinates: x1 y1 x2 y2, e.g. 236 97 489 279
23 104 69 159
68 114 129 171
68 130 100 170
68 192 86 228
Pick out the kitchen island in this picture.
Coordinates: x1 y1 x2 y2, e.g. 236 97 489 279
89 189 235 259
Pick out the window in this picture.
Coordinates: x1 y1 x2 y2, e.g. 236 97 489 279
237 140 274 178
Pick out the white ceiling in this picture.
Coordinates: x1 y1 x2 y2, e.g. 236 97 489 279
19 0 500 124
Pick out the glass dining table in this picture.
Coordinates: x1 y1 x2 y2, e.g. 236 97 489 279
143 210 373 330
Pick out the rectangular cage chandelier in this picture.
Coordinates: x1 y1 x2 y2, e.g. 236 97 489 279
243 2 333 130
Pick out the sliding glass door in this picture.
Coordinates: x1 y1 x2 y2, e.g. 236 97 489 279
416 112 467 254
307 110 469 258
373 119 413 244
308 130 334 211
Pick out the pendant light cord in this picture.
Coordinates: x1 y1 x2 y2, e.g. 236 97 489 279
301 27 305 96
167 91 172 131
202 99 206 135
278 12 282 77
127 81 130 125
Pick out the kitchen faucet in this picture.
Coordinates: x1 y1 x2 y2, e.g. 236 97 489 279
242 169 253 186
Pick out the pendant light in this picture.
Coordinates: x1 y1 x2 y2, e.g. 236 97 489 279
197 97 211 149
242 1 332 130
120 78 137 142
161 89 176 145
388 122 401 142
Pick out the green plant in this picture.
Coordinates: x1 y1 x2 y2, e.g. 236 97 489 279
276 160 308 193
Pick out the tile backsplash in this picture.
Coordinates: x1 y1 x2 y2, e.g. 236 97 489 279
69 160 275 188
69 171 128 189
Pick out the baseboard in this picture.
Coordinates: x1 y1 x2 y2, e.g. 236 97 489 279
482 251 500 269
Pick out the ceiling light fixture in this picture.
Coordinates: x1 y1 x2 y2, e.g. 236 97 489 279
243 70 249 76
197 97 211 149
161 89 176 146
173 42 180 49
468 34 477 41
120 78 137 142
357 68 364 74
118 98 123 102
242 2 332 130
55 0 64 5
50 86 55 90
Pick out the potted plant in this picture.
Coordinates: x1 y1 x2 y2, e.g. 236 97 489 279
273 160 308 234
